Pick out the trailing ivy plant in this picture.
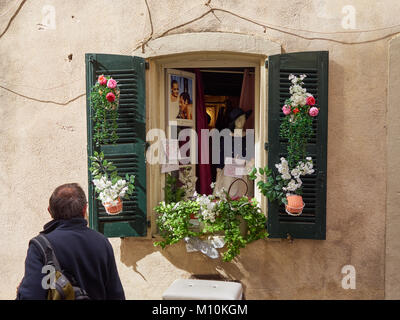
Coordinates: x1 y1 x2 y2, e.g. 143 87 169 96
154 200 201 249
90 74 121 147
280 104 314 169
153 188 268 262
200 195 268 262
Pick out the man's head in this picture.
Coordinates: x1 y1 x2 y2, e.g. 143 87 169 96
48 183 87 220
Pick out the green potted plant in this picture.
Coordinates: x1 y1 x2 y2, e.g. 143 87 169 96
164 173 185 204
90 74 121 146
154 185 268 262
89 151 135 215
250 74 318 215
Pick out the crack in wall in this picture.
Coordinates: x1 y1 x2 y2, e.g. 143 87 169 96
0 0 26 39
133 0 400 55
1 0 400 104
0 85 85 106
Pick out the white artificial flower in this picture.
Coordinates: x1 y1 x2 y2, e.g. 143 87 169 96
291 168 301 179
92 179 101 189
214 187 227 201
282 172 291 180
117 179 126 186
284 179 299 192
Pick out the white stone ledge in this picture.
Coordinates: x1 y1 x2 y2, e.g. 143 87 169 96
133 32 281 58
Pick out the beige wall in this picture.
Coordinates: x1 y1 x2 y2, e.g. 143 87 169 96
386 35 400 300
0 0 398 299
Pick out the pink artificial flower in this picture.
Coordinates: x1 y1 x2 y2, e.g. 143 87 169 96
306 95 316 106
98 75 107 85
107 78 117 89
282 105 291 115
106 92 116 102
309 107 319 117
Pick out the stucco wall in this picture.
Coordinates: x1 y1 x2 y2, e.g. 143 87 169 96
386 35 400 300
0 0 397 299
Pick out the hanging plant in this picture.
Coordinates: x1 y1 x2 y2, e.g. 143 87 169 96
154 185 268 262
90 74 121 146
89 151 135 215
250 74 318 215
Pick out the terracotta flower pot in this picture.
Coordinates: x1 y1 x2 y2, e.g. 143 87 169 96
285 195 304 216
103 197 123 215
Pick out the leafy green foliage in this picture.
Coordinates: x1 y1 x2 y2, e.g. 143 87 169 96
153 193 268 262
164 174 185 204
280 104 314 168
202 196 268 262
89 151 135 200
154 200 201 249
90 78 120 146
249 167 288 205
251 74 316 205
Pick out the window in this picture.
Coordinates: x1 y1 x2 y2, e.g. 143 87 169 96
85 50 328 240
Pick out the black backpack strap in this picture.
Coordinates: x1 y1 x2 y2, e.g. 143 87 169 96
30 234 62 271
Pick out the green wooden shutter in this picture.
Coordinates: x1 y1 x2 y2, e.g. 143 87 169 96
267 51 328 240
85 53 147 238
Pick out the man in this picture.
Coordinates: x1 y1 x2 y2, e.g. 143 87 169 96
16 183 125 299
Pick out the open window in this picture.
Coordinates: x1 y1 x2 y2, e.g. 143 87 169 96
85 51 328 240
162 67 256 201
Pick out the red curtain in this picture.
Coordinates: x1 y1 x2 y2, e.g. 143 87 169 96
194 69 212 195
239 68 255 130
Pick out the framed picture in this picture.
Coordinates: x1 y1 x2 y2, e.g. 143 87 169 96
166 69 196 127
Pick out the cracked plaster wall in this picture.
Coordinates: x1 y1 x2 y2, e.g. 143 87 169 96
0 0 398 299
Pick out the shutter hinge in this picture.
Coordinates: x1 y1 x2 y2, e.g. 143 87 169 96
144 142 150 164
264 142 269 151
265 59 269 68
145 62 150 70
147 220 151 228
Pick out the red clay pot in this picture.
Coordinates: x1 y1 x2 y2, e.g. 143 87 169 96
103 197 123 215
285 195 304 215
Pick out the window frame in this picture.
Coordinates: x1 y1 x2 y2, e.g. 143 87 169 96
146 52 269 236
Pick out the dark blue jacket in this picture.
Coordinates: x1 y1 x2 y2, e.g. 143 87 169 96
16 218 125 300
